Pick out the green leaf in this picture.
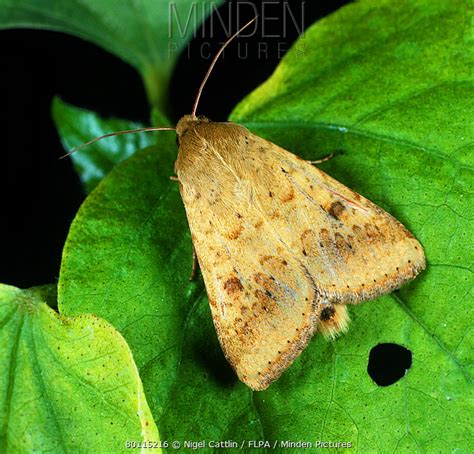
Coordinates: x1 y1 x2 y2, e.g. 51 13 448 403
0 0 224 109
0 284 160 452
52 97 166 192
58 0 472 451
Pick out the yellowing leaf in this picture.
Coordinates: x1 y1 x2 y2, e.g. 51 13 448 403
0 284 159 452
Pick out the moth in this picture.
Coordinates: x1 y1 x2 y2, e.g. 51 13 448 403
69 19 426 391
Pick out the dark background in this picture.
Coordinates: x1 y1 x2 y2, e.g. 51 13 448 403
1 0 350 288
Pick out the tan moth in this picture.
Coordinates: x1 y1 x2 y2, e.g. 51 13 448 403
68 19 426 391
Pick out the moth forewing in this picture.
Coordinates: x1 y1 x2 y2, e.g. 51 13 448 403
174 117 425 390
260 137 426 303
175 117 323 390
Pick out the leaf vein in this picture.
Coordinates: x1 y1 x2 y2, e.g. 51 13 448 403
392 293 472 383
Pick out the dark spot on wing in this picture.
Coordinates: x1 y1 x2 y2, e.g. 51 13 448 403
227 225 244 240
254 273 274 289
320 305 335 321
328 201 345 220
224 277 243 294
281 188 295 202
270 210 281 219
334 232 353 255
259 255 288 267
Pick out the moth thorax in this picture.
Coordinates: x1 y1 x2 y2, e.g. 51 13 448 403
176 114 210 138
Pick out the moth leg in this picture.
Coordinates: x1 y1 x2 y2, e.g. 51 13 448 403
318 304 350 339
307 150 343 165
189 246 199 281
170 175 179 181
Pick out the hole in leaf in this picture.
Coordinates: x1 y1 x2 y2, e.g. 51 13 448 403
368 343 412 386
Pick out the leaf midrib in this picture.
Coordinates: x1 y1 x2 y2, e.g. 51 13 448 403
28 313 67 451
0 309 23 452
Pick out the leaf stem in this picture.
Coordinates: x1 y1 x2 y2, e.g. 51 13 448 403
142 63 172 118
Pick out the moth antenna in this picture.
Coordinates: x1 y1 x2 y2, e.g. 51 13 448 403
59 126 176 159
191 16 257 118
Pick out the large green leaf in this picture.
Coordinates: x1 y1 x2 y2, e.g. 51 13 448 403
0 0 224 109
0 284 159 452
58 0 472 451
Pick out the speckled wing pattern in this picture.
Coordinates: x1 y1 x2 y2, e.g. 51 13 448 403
174 118 425 391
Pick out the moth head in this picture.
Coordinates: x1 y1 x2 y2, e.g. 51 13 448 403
176 115 210 139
